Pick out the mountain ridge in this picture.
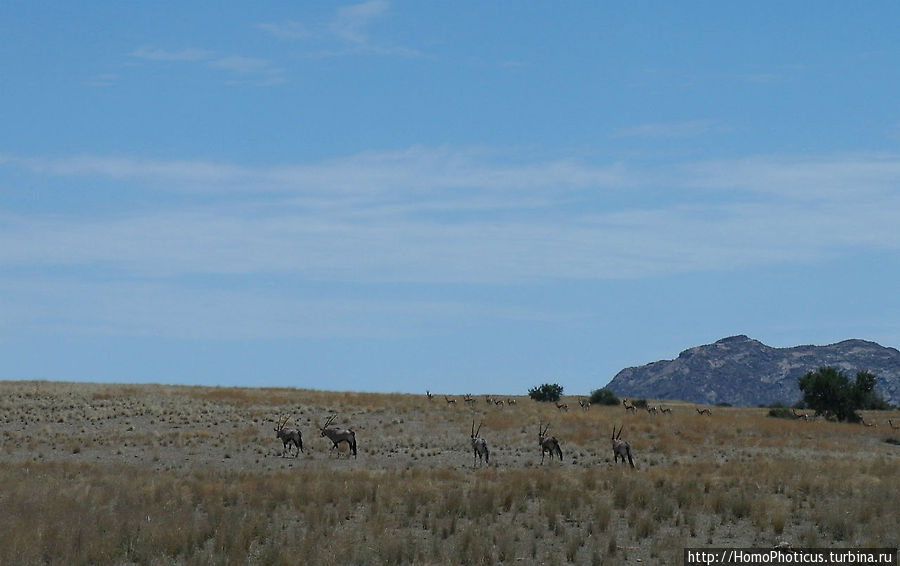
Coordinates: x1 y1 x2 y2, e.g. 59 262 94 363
606 335 900 406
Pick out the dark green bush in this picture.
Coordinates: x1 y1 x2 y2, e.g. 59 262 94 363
528 383 564 402
798 367 887 423
589 387 619 406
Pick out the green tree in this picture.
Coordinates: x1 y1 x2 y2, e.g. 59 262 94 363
528 383 564 402
798 367 884 423
852 370 891 410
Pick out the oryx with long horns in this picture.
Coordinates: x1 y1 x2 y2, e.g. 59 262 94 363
319 414 357 458
611 425 635 468
274 415 303 458
538 421 563 464
470 419 490 467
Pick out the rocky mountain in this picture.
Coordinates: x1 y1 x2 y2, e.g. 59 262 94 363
606 335 900 407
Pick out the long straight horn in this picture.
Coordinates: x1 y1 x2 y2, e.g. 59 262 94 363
471 419 475 436
616 426 623 440
475 421 483 437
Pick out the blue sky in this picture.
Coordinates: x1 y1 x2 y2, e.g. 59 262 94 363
2 2 900 394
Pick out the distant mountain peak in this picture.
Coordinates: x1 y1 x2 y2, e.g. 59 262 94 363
715 334 754 343
607 336 900 406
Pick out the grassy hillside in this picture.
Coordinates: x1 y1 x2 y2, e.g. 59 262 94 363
1 381 897 565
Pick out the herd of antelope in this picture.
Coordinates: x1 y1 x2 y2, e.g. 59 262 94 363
272 391 897 468
271 392 659 470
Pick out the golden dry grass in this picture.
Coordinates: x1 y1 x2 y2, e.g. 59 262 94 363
0 381 897 565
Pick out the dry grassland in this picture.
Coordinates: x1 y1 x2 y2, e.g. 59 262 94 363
1 381 898 565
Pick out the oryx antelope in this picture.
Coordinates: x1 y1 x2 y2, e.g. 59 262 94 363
792 408 809 421
611 425 635 468
274 415 303 458
696 407 711 416
319 414 357 458
623 399 636 413
470 420 489 467
538 421 563 464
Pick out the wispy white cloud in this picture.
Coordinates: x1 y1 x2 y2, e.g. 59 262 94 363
682 153 900 199
0 148 633 196
4 148 900 278
84 73 119 88
128 46 285 85
259 1 421 58
131 46 215 62
612 120 724 139
331 0 389 44
4 148 900 339
256 21 313 41
0 275 533 340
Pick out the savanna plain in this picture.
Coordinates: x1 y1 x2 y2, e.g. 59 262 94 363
1 381 897 565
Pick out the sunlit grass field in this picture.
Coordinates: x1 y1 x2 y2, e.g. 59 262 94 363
1 381 897 565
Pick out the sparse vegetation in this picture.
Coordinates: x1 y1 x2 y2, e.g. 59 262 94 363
0 380 897 564
767 407 795 419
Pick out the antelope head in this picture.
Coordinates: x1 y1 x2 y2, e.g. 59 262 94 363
274 415 290 434
320 414 337 436
538 421 550 442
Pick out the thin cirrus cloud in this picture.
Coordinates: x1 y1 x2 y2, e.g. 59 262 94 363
0 148 634 196
130 46 215 62
612 120 724 139
128 46 285 84
257 0 388 44
4 148 900 286
258 1 422 58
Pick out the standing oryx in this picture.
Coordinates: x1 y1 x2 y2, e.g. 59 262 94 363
274 415 303 458
538 421 563 464
319 414 357 458
792 408 810 421
611 425 635 468
470 419 490 467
